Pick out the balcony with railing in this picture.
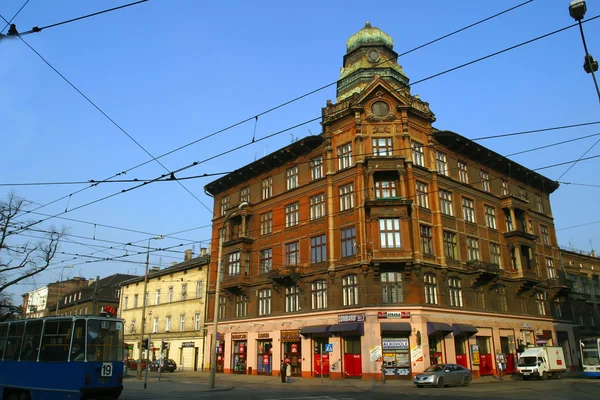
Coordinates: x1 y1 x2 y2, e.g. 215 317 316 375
221 269 251 292
268 265 302 284
466 260 502 285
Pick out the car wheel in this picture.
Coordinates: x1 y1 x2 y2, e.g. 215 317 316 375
462 376 470 387
540 372 547 381
555 372 562 379
437 377 444 388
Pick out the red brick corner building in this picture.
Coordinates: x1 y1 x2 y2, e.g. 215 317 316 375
203 22 574 381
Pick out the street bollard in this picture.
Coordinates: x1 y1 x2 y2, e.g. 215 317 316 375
381 365 386 384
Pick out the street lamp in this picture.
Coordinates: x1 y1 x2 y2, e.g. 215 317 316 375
137 235 163 380
209 201 248 389
55 265 73 316
569 0 600 103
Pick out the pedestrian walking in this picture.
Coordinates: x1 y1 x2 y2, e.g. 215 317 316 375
280 360 286 383
496 350 506 380
286 361 292 383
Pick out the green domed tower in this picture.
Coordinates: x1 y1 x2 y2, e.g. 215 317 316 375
337 21 409 101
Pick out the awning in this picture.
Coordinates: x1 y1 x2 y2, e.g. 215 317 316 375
380 322 412 335
427 322 453 336
329 323 364 335
452 324 478 338
299 325 331 336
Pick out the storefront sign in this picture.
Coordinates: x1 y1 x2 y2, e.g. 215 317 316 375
291 344 298 353
369 345 382 362
382 339 409 350
338 313 365 323
521 323 532 329
231 333 248 341
281 329 300 343
182 341 195 348
470 344 480 366
410 345 423 363
377 311 410 319
263 355 270 365
258 333 270 339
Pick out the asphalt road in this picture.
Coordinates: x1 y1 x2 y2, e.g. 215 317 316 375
120 377 600 400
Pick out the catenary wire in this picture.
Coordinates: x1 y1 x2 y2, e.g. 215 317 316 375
1 0 30 33
9 2 533 220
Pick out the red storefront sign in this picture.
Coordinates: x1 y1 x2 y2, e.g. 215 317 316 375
291 344 298 353
377 311 411 319
263 355 270 365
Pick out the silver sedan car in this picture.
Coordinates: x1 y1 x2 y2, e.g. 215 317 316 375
413 364 472 388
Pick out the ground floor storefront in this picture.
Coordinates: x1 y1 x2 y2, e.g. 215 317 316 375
202 307 569 380
125 334 207 372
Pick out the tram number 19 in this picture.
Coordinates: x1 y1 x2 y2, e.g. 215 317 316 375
101 363 113 377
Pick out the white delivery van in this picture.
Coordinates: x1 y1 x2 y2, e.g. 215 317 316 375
517 346 567 380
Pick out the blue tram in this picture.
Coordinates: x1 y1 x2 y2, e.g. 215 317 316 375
0 316 124 400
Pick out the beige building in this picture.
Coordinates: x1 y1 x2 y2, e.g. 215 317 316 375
119 249 209 371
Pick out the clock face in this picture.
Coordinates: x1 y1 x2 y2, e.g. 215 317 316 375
367 48 380 63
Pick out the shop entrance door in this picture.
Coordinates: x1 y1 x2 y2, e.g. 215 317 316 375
343 336 362 378
216 339 225 373
476 336 493 376
257 340 273 375
454 337 469 369
500 336 515 374
313 337 329 376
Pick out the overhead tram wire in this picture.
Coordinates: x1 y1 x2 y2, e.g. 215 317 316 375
1 0 30 33
9 13 595 234
11 2 533 219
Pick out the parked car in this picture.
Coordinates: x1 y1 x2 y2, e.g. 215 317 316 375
149 359 178 372
413 364 472 388
126 359 151 370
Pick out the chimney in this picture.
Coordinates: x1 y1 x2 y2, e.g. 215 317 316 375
171 262 177 266
184 249 193 261
591 250 597 257
200 247 207 257
150 266 160 272
88 278 95 286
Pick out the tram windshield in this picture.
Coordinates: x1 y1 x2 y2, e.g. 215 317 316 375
86 319 123 362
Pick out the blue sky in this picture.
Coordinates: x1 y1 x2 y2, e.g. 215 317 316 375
1 0 599 302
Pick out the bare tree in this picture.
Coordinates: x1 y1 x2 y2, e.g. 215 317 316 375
0 192 66 296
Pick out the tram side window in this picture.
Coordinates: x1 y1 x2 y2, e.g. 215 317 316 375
20 320 43 361
39 320 73 362
70 319 87 362
4 322 25 361
0 324 8 360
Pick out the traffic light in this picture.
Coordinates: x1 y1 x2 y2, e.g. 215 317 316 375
161 341 167 351
141 338 149 350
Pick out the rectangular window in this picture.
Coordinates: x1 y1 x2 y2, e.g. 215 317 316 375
286 167 299 190
235 295 248 318
546 259 556 279
439 190 453 216
285 241 300 266
462 197 475 223
220 195 230 216
449 278 463 307
337 143 353 170
258 289 272 316
416 181 429 208
535 194 544 213
123 296 128 310
467 237 480 261
181 284 187 301
536 292 546 316
342 275 359 306
553 300 562 318
518 186 527 199
498 287 507 312
485 205 497 229
133 294 138 308
311 280 328 309
381 271 403 304
168 287 173 303
194 313 201 331
259 249 272 274
480 170 491 192
262 178 272 200
260 212 272 235
490 243 501 266
436 151 448 175
501 180 509 196
166 316 171 332
310 235 327 263
145 291 149 306
179 315 185 331
372 137 393 156
285 202 299 227
412 141 424 167
310 194 326 220
228 251 241 276
458 161 469 183
424 274 438 305
420 225 434 256
339 183 354 211
285 286 301 312
375 180 397 198
240 186 250 203
218 297 226 319
153 318 158 333
341 226 357 257
310 157 323 180
443 231 458 260
155 290 160 305
196 281 203 299
541 225 550 245
475 290 486 310
379 218 401 249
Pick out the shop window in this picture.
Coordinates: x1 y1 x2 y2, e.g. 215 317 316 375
429 334 444 364
232 340 247 374
283 340 302 377
381 272 403 304
257 340 273 375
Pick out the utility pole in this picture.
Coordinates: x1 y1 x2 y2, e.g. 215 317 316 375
92 275 99 314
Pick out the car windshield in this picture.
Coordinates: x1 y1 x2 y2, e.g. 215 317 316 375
424 365 445 372
518 356 538 366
